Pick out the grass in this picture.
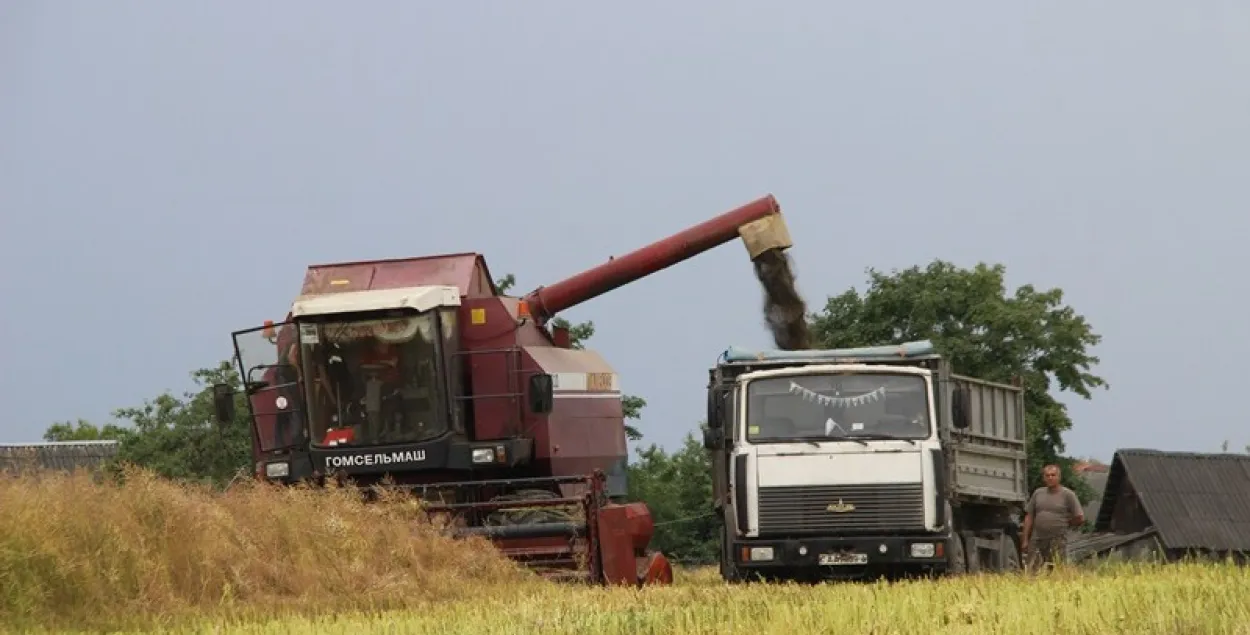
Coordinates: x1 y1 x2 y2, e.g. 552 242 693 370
3 469 1249 634
0 467 525 631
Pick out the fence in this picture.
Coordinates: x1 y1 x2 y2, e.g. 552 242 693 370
0 441 120 477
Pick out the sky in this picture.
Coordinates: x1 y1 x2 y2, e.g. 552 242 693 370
3 2 1248 461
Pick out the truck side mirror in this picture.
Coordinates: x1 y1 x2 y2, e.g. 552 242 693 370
707 390 724 429
951 385 971 429
529 373 554 414
212 383 236 427
702 427 724 450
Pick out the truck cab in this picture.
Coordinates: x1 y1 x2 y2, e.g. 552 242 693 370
704 340 1027 582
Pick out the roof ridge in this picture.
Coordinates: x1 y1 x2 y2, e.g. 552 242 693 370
1115 448 1250 460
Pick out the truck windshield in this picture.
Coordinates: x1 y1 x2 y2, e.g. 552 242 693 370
297 314 448 447
745 373 930 443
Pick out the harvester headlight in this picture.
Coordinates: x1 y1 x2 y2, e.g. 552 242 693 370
471 448 495 464
749 547 774 562
910 542 936 558
265 462 290 479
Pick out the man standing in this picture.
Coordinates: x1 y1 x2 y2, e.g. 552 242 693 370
1021 464 1085 570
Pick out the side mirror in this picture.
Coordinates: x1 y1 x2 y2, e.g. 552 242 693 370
528 373 554 414
212 383 236 427
707 390 724 429
702 427 724 450
951 385 971 430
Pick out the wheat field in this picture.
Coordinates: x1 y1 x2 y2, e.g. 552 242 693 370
3 469 1248 634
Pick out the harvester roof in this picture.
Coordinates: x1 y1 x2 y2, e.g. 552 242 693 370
300 252 499 298
291 285 461 318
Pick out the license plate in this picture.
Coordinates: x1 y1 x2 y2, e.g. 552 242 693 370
819 552 868 566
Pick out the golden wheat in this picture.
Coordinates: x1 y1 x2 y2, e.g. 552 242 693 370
3 469 1248 634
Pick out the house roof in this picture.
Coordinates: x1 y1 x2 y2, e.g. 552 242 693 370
1066 527 1160 562
1095 448 1250 552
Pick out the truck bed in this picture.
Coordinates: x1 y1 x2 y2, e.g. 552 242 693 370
947 373 1028 505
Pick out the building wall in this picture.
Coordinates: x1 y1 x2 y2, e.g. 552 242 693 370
1108 477 1150 533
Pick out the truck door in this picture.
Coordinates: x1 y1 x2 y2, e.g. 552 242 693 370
231 322 306 455
725 386 754 537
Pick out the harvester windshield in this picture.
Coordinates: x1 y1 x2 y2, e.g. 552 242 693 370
746 373 931 443
298 313 450 447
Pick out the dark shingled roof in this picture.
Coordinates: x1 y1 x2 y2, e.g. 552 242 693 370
1095 448 1250 553
1066 527 1160 562
0 441 119 475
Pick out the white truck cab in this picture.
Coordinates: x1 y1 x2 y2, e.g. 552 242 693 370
704 340 1028 582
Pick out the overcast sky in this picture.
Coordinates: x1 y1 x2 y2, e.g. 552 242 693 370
3 2 1248 460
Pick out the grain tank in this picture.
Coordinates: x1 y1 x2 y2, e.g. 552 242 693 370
211 195 796 585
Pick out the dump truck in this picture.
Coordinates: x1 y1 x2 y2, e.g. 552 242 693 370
703 340 1028 581
210 194 797 586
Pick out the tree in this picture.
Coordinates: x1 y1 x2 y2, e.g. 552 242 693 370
625 432 718 563
104 361 254 486
808 260 1107 501
494 274 645 441
43 361 254 487
43 419 129 442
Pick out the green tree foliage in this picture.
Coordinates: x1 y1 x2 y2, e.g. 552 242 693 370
808 260 1107 501
625 432 718 564
43 362 253 488
43 419 128 442
104 362 255 486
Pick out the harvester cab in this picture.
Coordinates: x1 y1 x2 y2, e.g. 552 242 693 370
211 194 800 587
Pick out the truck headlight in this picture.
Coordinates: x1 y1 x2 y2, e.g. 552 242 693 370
265 462 290 479
749 547 775 562
471 448 495 464
910 542 936 558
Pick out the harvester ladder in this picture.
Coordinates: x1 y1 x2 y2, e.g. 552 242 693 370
453 346 527 437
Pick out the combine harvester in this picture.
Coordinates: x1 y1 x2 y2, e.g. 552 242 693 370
211 195 797 586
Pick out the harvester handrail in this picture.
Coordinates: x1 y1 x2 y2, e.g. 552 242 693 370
399 472 603 491
421 496 587 512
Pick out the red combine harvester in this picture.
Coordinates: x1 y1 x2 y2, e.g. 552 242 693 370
211 195 795 586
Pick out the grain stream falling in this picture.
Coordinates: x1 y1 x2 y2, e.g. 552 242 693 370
753 248 811 350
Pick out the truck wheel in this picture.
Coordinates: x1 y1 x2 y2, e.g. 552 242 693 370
996 533 1021 572
719 525 745 583
944 502 967 575
948 532 967 575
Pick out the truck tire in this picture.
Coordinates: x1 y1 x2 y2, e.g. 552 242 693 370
995 532 1021 572
948 531 967 575
719 524 745 583
945 502 967 575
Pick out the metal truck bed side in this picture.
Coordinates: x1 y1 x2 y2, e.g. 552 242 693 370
945 373 1028 505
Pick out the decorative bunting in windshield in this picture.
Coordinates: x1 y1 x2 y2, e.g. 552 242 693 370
322 317 431 344
787 381 886 407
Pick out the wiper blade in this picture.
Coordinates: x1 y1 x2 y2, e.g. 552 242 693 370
850 434 916 445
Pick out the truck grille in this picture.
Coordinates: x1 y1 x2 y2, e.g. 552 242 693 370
756 483 925 535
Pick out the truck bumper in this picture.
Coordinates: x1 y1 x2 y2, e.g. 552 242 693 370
731 534 951 580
